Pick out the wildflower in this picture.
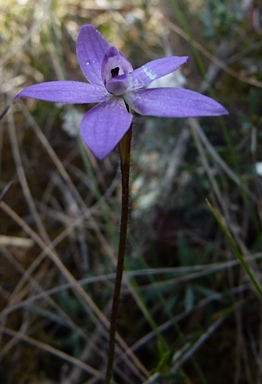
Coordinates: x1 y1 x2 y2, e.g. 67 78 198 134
15 24 228 159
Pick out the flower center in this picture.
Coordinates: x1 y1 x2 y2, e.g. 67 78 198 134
111 67 120 77
101 46 133 96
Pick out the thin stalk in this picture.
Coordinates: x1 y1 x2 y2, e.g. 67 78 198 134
105 125 132 384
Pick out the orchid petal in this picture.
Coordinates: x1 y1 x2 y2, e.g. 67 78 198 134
80 99 132 159
15 81 108 104
129 56 189 90
125 88 228 117
76 24 111 86
106 75 129 95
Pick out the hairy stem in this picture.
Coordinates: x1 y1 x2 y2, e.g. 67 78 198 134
105 126 132 384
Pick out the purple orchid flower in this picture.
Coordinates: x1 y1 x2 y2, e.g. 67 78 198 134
15 24 228 160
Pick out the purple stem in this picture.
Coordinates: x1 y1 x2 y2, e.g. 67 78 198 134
105 125 132 383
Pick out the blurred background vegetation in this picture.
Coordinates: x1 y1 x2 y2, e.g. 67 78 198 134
1 0 262 383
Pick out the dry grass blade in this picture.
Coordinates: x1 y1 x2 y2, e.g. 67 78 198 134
0 201 148 381
165 18 262 88
0 235 33 247
0 325 100 376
